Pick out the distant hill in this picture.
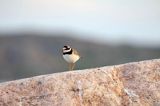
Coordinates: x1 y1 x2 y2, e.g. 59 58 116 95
0 32 160 82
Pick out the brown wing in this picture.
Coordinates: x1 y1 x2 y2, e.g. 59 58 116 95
72 48 80 57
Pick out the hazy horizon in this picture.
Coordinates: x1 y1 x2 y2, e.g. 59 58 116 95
0 0 160 46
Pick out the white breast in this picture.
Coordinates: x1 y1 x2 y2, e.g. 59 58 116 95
63 54 80 63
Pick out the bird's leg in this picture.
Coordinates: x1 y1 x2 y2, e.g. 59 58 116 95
69 63 71 71
71 63 75 70
69 63 75 71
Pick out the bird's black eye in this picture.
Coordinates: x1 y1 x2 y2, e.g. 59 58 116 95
64 46 67 48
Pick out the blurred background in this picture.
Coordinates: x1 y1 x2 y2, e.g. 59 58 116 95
0 0 160 82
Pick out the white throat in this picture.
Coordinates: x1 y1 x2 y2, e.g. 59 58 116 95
63 54 80 63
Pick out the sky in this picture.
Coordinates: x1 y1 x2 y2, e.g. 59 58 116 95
0 0 160 46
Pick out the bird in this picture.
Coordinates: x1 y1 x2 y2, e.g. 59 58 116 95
62 45 80 70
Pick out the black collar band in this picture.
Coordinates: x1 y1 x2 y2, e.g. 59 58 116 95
63 49 72 55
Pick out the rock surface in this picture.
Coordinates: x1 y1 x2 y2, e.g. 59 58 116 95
0 59 160 106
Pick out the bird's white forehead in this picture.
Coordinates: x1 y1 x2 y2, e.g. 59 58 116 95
63 48 71 53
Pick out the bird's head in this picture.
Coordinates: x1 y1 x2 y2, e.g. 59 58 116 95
62 45 72 53
63 45 71 50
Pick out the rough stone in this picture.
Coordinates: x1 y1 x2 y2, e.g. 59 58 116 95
0 59 160 106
